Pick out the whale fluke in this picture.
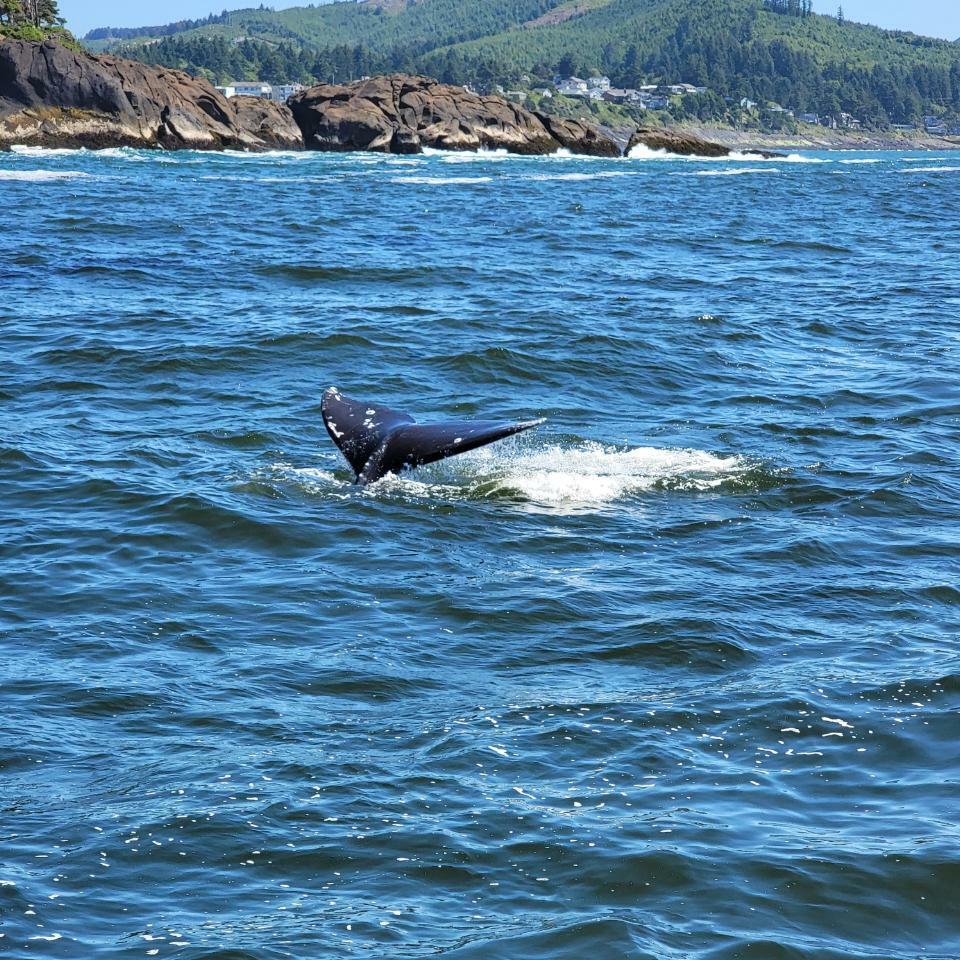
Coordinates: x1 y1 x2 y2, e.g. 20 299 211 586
322 388 545 485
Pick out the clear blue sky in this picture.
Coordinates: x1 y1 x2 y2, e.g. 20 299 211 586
58 0 960 41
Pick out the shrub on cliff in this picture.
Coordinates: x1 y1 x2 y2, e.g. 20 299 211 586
0 0 76 47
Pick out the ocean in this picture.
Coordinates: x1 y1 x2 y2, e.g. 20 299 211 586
1 144 958 959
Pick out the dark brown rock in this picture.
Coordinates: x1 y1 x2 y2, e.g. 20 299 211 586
626 126 784 159
288 75 619 156
229 94 303 150
537 114 621 157
0 38 302 151
626 126 732 158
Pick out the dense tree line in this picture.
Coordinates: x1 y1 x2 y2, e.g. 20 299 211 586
85 12 231 42
763 0 813 16
114 0 960 128
125 35 399 86
0 0 61 31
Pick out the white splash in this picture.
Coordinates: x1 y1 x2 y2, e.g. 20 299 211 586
463 441 747 504
626 143 678 160
263 441 754 509
627 144 824 163
689 167 779 177
0 169 90 181
11 144 80 156
838 158 882 164
426 147 511 162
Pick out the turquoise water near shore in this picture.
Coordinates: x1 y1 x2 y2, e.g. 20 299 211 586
1 145 959 959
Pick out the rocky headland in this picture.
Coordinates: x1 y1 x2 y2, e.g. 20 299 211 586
287 74 620 156
0 38 744 159
0 38 302 150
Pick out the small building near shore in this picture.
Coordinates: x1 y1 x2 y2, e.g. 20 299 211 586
216 81 305 102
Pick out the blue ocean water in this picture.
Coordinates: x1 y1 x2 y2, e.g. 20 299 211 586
1 144 959 959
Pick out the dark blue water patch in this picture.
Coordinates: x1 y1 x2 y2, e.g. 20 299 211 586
1 146 959 959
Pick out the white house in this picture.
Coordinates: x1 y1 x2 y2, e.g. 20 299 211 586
271 83 305 102
226 81 274 99
557 77 589 96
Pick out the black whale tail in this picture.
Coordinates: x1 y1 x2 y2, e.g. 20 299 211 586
322 388 545 485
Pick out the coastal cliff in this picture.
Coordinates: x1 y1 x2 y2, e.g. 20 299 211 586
0 38 302 150
0 39 741 159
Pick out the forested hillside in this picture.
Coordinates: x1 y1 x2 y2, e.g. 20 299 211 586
87 0 960 128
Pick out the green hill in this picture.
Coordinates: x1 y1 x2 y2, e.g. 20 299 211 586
86 0 960 128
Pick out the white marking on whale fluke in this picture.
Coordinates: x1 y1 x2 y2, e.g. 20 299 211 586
327 421 344 439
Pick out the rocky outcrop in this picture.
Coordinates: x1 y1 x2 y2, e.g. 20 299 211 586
538 114 621 157
288 74 619 156
627 126 782 159
0 38 301 150
627 127 733 158
229 95 303 150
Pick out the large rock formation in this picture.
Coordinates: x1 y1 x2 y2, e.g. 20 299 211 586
288 75 619 156
0 38 302 150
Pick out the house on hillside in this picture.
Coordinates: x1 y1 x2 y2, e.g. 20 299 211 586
603 87 644 104
271 83 305 102
556 77 589 97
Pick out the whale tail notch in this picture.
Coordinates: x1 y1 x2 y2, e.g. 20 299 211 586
322 387 545 485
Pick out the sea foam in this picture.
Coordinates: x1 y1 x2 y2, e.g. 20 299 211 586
0 169 90 181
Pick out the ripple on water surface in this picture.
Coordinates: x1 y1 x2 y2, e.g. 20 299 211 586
1 145 959 960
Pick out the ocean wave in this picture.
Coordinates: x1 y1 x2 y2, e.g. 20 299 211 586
527 171 630 181
396 175 494 184
901 165 960 173
0 169 91 181
216 148 313 161
625 143 680 160
687 167 780 177
10 144 82 156
425 147 511 162
838 158 883 164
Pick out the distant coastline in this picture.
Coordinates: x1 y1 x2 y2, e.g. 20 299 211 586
679 124 960 152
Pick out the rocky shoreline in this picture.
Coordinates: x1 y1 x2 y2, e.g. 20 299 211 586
677 122 960 153
0 38 751 160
